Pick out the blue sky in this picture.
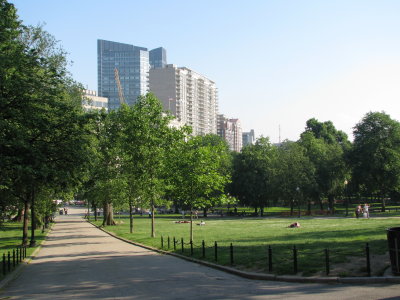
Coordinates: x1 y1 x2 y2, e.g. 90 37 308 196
10 0 400 142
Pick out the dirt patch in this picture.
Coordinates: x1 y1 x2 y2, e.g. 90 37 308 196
313 252 390 277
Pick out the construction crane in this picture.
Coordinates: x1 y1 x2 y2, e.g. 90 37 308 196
114 67 126 105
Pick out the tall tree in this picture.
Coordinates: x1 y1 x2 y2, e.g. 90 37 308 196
231 137 276 216
0 0 91 245
351 111 400 211
168 134 231 241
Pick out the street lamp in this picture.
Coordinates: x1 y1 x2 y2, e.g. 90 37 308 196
296 187 301 218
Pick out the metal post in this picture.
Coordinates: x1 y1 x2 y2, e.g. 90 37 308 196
168 236 170 249
12 249 15 268
268 245 273 272
7 252 11 272
202 240 205 258
293 245 298 274
214 241 218 262
230 243 234 265
173 237 176 250
190 240 193 256
181 238 184 253
366 243 371 277
325 249 330 275
161 236 164 249
2 253 5 275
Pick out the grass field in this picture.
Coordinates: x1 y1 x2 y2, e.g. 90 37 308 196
92 213 400 277
0 222 48 279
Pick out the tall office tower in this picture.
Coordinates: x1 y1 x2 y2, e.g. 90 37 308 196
97 39 149 110
217 115 243 152
149 64 218 136
242 129 255 147
149 47 167 69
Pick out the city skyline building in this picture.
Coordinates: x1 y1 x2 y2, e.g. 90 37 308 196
149 64 218 136
242 129 256 147
217 115 243 152
82 89 108 111
149 47 167 69
97 39 150 110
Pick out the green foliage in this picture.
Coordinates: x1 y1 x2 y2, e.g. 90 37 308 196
351 111 400 199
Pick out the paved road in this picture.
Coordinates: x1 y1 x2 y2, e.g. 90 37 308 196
1 207 399 300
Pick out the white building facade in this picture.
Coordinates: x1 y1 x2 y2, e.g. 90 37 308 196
82 89 108 111
149 64 218 136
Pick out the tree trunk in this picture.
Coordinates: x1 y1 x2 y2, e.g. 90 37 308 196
22 199 29 246
103 202 116 226
203 208 207 218
381 194 386 212
260 207 264 217
307 200 311 215
94 204 97 221
290 200 294 216
151 202 155 238
190 209 193 242
328 194 334 215
102 203 108 226
129 201 133 233
30 188 36 247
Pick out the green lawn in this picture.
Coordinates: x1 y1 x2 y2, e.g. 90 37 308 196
0 221 48 279
92 213 400 277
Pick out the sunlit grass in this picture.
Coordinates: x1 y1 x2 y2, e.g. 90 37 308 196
93 213 400 276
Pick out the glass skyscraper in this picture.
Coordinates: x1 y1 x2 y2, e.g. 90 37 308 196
97 39 150 110
149 47 167 69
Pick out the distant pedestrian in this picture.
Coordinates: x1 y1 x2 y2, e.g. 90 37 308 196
363 203 370 218
182 210 185 219
355 204 362 218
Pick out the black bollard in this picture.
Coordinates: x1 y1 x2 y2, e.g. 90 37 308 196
230 243 234 265
2 253 5 276
214 241 218 262
325 249 330 275
366 243 371 277
168 236 170 249
12 249 15 268
173 237 176 250
202 240 205 258
161 236 164 249
190 240 193 256
181 238 184 253
8 252 11 272
268 245 273 272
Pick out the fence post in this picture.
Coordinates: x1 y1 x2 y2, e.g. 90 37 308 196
2 253 5 276
173 237 176 250
325 248 330 275
214 241 218 262
366 243 371 277
230 243 234 265
202 240 205 258
16 248 19 264
181 238 184 253
161 236 164 249
168 236 170 249
19 247 22 262
268 245 273 272
293 245 298 274
7 252 11 272
190 240 193 256
12 249 15 268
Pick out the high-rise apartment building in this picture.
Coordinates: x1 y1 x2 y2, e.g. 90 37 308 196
97 39 150 110
149 47 167 69
242 129 256 147
149 64 218 136
217 115 243 152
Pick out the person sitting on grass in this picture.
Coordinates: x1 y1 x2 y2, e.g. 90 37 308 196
288 222 300 228
197 220 206 226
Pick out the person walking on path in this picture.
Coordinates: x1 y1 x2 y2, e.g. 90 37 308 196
363 203 370 218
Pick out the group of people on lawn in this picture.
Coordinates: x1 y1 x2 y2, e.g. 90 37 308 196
355 203 370 218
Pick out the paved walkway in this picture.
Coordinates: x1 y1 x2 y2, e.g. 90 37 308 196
1 207 399 299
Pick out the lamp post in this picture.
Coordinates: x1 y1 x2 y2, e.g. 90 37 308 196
344 180 349 217
296 187 301 218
